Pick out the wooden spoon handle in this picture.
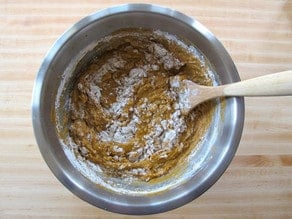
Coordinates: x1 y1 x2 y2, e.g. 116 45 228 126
223 70 292 96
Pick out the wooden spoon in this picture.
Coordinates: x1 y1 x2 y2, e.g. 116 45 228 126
171 70 292 114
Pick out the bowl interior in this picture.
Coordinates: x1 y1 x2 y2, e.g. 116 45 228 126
32 4 244 215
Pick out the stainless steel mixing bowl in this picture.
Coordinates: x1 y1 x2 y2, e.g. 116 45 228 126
32 4 244 215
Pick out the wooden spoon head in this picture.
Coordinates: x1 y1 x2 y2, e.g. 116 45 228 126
169 76 203 115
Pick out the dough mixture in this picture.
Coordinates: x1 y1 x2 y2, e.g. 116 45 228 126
67 29 214 181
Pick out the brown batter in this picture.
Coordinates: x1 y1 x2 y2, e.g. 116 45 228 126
68 29 214 181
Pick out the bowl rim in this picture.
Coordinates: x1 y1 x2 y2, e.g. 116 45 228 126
32 3 245 215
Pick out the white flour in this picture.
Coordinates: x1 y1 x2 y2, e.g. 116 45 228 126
60 29 217 185
99 67 148 144
92 45 186 163
74 40 187 160
169 76 200 112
